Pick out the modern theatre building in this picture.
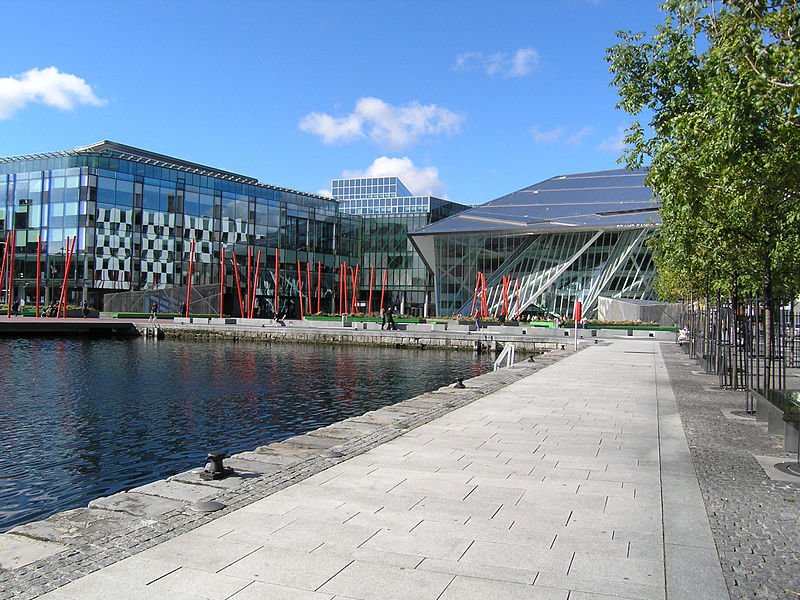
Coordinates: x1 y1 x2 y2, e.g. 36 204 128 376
0 142 659 318
408 168 660 319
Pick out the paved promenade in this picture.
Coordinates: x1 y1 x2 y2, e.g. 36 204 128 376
28 338 729 600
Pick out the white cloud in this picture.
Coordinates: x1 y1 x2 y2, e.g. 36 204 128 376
316 188 333 198
299 97 464 151
531 125 565 143
342 156 445 197
508 48 541 77
566 126 595 146
532 124 596 147
597 125 626 153
454 47 541 78
0 67 105 119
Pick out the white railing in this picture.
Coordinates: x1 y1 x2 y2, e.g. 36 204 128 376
493 343 516 371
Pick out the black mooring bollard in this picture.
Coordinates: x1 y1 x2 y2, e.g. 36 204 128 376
201 451 235 480
454 377 465 389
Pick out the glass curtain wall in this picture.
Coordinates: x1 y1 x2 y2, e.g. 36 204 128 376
433 227 658 318
0 152 359 315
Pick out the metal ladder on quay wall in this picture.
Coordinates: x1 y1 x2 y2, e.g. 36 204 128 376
493 343 516 370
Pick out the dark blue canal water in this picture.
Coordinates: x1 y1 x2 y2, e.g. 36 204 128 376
0 338 492 532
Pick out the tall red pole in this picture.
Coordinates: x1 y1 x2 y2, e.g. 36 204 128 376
481 272 488 318
338 263 343 313
36 235 41 317
342 263 347 312
249 250 261 318
350 267 355 313
350 264 359 313
502 276 509 317
246 247 251 318
231 250 245 318
7 230 16 317
57 236 70 318
368 267 374 314
58 235 75 318
0 232 10 307
317 261 321 314
514 277 520 320
219 246 225 317
297 260 304 319
470 275 481 317
380 269 387 311
306 262 312 314
55 236 68 318
274 248 279 317
185 238 195 318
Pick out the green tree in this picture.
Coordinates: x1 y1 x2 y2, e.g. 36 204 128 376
606 0 800 387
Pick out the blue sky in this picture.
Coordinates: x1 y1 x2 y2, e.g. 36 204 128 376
0 0 662 205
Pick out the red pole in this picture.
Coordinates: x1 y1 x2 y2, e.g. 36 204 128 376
306 261 312 314
0 232 9 307
480 272 488 318
219 246 225 317
338 263 343 313
502 276 509 316
250 250 261 318
36 235 41 317
231 250 245 318
343 262 348 315
514 278 520 320
297 260 304 319
380 269 387 311
7 230 16 317
185 238 195 318
274 248 279 317
350 264 359 314
246 247 252 318
55 236 68 318
317 261 321 314
59 235 76 318
470 275 481 317
57 236 71 318
368 267 374 314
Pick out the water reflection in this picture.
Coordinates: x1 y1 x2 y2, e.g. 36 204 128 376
0 337 491 531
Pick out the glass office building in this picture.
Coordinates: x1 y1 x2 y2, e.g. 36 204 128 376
334 176 468 316
408 169 659 318
0 141 360 316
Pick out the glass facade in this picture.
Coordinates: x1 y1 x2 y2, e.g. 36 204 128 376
0 142 360 316
331 176 412 201
426 228 657 318
334 177 467 315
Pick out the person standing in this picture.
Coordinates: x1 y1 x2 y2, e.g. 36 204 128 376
380 307 387 330
149 302 158 323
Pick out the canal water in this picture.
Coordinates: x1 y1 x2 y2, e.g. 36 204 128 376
0 337 492 532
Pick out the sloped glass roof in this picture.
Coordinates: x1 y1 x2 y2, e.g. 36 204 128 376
410 168 658 236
